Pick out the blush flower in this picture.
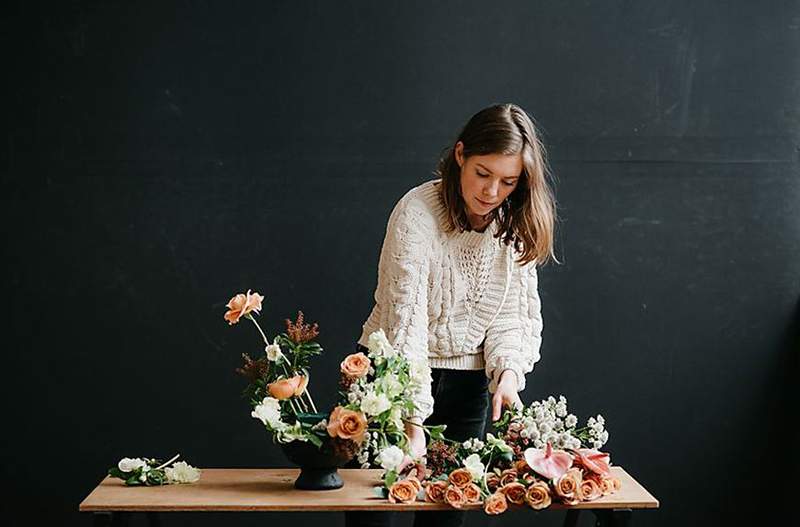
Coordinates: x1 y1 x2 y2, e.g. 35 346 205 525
326 406 368 444
525 481 552 510
388 479 418 503
341 352 371 378
224 289 264 325
424 480 449 503
523 442 573 480
484 491 508 515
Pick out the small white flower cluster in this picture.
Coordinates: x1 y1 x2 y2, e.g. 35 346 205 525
587 414 610 449
515 395 604 450
164 461 201 484
462 437 485 452
251 396 309 444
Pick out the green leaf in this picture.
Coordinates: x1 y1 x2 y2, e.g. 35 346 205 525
307 435 323 448
384 470 397 488
427 424 447 441
372 486 389 498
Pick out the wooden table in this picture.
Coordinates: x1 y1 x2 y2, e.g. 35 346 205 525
80 466 659 526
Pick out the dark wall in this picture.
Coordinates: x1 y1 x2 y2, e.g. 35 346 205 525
4 1 798 526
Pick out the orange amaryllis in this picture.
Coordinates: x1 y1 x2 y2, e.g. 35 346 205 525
523 442 573 480
224 289 265 325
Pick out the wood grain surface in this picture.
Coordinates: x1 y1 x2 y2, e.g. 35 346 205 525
79 466 659 512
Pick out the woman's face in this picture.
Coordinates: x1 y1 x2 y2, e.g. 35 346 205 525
454 141 522 219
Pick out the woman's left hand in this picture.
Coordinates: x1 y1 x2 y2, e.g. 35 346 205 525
491 370 523 421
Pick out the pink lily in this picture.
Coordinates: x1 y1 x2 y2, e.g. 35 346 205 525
523 442 574 480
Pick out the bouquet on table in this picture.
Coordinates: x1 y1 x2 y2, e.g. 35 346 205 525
377 396 622 514
223 288 441 488
107 454 201 486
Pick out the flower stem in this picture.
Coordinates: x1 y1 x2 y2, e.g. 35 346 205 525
154 453 180 471
246 314 270 346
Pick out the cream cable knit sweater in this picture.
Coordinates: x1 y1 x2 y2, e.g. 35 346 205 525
357 178 544 421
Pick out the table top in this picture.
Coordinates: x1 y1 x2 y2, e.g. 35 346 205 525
80 466 659 512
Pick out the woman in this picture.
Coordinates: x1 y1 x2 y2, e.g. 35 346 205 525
345 102 559 527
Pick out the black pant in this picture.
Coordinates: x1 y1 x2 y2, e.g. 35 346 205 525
344 344 490 527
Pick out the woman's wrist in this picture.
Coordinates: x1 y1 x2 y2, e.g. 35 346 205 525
499 369 519 389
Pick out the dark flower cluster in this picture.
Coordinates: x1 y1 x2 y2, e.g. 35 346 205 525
285 310 320 344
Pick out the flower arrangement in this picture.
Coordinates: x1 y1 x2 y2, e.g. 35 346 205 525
336 328 445 469
375 396 622 514
108 454 201 486
224 289 440 467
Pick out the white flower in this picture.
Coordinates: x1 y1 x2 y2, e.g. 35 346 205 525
389 405 404 430
376 445 405 472
564 414 578 428
462 438 484 452
165 461 201 484
463 453 485 480
118 457 147 473
377 373 404 398
360 390 391 416
251 397 284 429
277 423 309 443
265 338 285 362
367 329 397 359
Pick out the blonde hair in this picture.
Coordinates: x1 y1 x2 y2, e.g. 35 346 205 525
433 103 560 267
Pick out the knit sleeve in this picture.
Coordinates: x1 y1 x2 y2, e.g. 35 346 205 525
373 198 435 421
483 260 543 394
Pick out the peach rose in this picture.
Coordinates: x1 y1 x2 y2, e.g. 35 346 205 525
388 479 418 504
525 481 552 510
444 485 466 509
580 478 602 501
500 482 527 505
448 468 473 489
424 480 448 503
514 459 532 474
463 483 481 503
486 472 501 492
521 472 536 485
224 289 264 325
326 406 368 444
554 467 582 500
340 353 371 378
484 492 508 515
599 478 613 495
405 476 422 494
499 468 519 487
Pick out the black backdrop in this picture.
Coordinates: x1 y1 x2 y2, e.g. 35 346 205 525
4 1 798 526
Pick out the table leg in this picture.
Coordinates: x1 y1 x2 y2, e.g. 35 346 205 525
563 509 581 527
593 508 633 527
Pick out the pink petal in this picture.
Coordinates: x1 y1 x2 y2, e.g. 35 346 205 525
524 443 574 480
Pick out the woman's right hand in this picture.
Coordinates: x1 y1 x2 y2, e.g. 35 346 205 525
397 420 427 475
